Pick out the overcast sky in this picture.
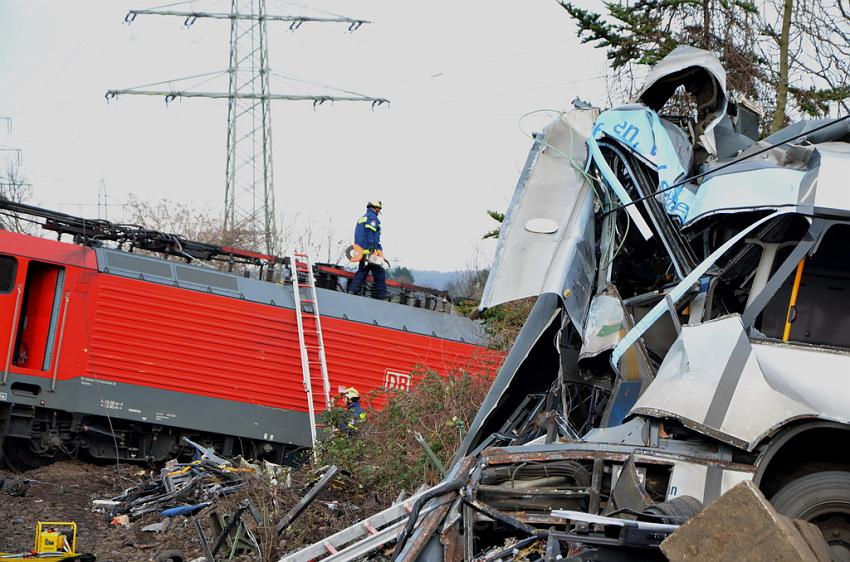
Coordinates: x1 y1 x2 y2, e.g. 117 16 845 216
0 0 608 271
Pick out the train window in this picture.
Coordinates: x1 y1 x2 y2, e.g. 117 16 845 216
757 224 850 348
176 264 239 292
0 256 16 293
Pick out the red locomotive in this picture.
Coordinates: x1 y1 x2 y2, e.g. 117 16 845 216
0 202 502 469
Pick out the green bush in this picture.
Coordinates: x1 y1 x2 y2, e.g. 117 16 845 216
315 368 490 504
482 297 536 350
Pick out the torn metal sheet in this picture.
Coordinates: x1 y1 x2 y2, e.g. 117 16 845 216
457 294 564 458
684 141 850 226
586 134 655 239
630 314 850 451
751 341 850 426
584 416 651 447
604 337 656 428
611 210 790 370
635 45 727 156
713 114 757 158
801 142 850 215
683 166 806 226
479 109 597 325
761 117 850 147
683 118 850 226
582 287 657 428
604 455 653 514
590 104 692 221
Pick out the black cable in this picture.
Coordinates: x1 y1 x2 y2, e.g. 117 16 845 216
600 113 850 217
0 209 42 226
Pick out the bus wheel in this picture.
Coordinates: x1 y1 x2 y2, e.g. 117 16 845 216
771 471 850 562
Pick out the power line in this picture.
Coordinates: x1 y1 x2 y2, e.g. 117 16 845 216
124 8 370 29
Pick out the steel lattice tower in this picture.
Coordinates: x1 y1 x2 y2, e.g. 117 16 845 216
107 2 388 254
223 0 277 252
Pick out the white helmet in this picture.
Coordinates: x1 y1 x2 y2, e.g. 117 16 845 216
343 387 360 399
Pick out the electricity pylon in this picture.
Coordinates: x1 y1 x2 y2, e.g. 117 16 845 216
107 1 388 254
0 116 22 165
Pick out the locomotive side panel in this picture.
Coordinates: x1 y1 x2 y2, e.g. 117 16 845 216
320 316 503 409
0 231 502 462
84 274 310 413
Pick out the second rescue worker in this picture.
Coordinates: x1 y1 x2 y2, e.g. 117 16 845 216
348 200 388 299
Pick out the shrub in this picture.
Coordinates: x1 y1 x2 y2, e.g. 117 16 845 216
224 370 494 559
316 369 490 503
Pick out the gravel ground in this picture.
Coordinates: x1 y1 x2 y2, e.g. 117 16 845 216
0 460 203 561
0 456 391 562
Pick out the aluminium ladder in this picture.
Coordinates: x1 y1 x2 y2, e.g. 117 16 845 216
290 253 332 447
278 485 436 562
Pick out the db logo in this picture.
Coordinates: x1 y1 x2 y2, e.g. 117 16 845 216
383 370 412 391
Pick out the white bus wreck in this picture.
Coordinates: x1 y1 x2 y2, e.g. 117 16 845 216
283 47 850 562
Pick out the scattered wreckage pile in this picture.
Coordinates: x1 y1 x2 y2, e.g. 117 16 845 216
91 438 347 561
102 439 264 523
285 46 850 561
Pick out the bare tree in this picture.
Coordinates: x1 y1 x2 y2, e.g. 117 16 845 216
446 245 490 300
0 161 33 234
789 0 850 115
125 195 349 268
759 0 850 129
125 194 254 249
276 211 348 264
771 0 795 132
562 0 848 130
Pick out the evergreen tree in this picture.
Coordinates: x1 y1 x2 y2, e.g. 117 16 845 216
560 0 848 126
388 266 415 284
560 1 767 113
482 210 504 240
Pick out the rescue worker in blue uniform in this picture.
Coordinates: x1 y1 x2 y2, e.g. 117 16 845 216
341 387 366 434
348 200 388 299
